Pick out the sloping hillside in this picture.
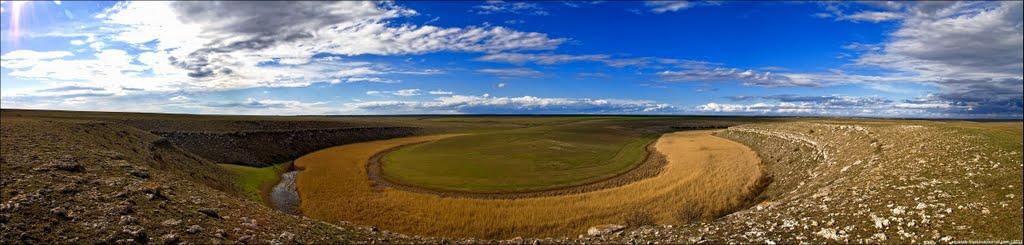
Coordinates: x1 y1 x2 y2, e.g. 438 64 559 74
0 118 428 244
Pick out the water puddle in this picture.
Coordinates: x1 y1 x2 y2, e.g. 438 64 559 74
271 170 301 215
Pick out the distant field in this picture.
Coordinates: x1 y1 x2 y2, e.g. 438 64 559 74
381 119 659 192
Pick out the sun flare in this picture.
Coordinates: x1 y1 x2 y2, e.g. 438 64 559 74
8 1 28 39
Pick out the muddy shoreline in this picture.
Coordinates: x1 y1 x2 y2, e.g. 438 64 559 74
365 134 672 199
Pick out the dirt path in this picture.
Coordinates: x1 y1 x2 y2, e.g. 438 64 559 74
293 130 765 239
365 135 668 199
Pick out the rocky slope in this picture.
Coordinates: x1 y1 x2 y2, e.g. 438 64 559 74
0 117 431 244
155 127 419 166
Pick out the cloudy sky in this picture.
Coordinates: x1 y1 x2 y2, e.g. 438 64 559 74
1 1 1021 118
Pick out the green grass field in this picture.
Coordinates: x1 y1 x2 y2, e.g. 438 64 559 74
380 118 664 192
219 163 288 204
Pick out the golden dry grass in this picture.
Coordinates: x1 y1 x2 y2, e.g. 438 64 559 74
293 130 764 239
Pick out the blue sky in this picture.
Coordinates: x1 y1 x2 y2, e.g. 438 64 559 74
1 1 1021 118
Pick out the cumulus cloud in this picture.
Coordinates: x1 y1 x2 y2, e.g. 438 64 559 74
5 1 565 95
856 2 1022 80
478 68 543 78
345 94 675 114
848 1 1023 116
695 93 1014 118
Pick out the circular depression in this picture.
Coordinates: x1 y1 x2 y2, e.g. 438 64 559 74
292 130 764 239
366 134 668 199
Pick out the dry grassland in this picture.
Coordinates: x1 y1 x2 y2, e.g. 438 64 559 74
293 130 765 238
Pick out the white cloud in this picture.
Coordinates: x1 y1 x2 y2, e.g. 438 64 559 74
2 49 154 90
428 90 453 95
169 95 190 102
849 2 1023 116
476 53 609 65
345 94 675 114
855 2 1022 80
4 1 566 97
496 83 507 88
473 1 548 15
646 1 691 14
393 89 421 97
692 93 1008 118
1 50 74 69
366 89 422 97
476 52 707 69
478 68 543 77
336 66 383 77
841 11 903 22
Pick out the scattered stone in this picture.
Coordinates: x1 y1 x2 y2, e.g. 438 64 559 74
587 224 626 236
198 208 220 219
53 162 84 172
142 185 169 200
161 219 182 227
815 228 841 241
119 215 139 225
186 225 203 234
50 207 69 219
160 233 180 245
279 231 296 241
130 170 150 179
121 225 148 243
114 202 134 215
